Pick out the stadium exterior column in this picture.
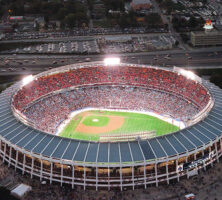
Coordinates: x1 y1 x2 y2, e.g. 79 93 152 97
219 138 222 154
83 143 90 190
176 159 179 182
50 162 53 184
96 167 98 191
84 166 86 190
185 155 189 179
31 157 34 178
40 160 43 181
128 141 134 190
61 163 63 186
72 165 75 189
8 146 12 167
15 150 18 171
3 141 6 162
132 166 134 190
96 143 100 191
219 139 222 158
137 140 146 188
202 150 206 171
155 162 158 187
120 166 123 191
0 141 4 161
108 167 110 191
193 152 197 173
215 142 219 163
118 142 123 191
22 154 26 174
194 151 196 160
220 138 222 152
143 163 147 189
209 146 213 167
108 143 110 191
166 159 169 184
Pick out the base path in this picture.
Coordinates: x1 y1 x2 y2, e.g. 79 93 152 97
75 113 124 134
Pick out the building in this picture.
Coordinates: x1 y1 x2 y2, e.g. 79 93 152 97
191 30 222 46
0 24 13 33
130 0 152 11
9 16 24 22
0 62 221 191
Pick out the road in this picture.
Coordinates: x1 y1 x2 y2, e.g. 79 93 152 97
0 50 222 76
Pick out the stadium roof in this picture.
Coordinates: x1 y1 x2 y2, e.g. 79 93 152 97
0 79 222 166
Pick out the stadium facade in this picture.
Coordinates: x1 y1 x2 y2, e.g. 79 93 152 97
0 62 222 190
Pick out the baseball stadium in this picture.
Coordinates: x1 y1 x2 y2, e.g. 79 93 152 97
0 59 222 190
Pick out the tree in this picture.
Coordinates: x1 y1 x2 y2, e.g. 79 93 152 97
87 0 94 11
180 33 189 43
35 22 40 31
28 1 42 14
161 0 174 14
44 23 48 30
0 8 4 18
57 8 68 20
128 10 138 27
119 14 131 28
12 22 19 29
60 20 65 30
65 13 76 29
9 2 24 15
189 16 198 28
104 0 125 14
145 13 162 26
44 14 49 24
75 12 89 27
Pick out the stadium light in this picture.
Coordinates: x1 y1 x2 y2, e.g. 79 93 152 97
186 71 195 80
23 75 34 86
179 69 196 80
104 57 120 66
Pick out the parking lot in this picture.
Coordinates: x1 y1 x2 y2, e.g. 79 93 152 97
1 27 168 41
1 34 178 55
6 40 100 54
100 35 177 54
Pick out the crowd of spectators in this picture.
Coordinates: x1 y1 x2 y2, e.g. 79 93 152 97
13 66 210 109
12 65 210 133
23 85 199 134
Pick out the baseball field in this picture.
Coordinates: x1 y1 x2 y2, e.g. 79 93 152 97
58 110 179 141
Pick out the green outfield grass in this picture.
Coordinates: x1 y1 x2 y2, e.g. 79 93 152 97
82 115 110 127
59 110 179 141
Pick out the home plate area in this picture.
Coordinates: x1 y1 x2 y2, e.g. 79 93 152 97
75 114 124 134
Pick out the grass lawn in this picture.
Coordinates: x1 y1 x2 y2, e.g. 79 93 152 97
59 110 179 141
82 115 110 127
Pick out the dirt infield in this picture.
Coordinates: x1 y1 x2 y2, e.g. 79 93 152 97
75 112 124 134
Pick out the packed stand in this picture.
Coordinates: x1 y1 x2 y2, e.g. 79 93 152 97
12 66 210 113
22 86 199 134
